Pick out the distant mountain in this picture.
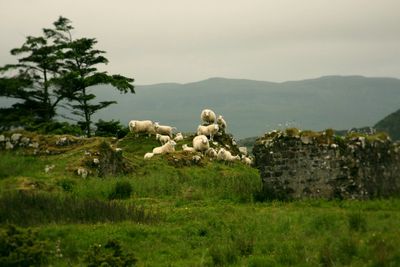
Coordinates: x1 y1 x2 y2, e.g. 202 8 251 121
88 75 400 138
375 108 400 141
2 75 398 138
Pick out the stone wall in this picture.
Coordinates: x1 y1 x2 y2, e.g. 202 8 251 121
253 130 400 200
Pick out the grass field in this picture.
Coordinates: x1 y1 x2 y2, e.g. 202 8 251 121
0 133 399 266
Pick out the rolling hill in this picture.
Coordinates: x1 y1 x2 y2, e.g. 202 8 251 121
90 75 400 138
375 108 400 141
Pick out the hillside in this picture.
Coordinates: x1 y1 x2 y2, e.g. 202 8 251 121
375 108 400 141
86 75 400 138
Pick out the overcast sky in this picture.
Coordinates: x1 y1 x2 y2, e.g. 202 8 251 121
1 0 399 85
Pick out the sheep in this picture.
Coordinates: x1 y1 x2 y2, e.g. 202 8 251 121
217 115 227 131
156 133 171 145
197 124 219 141
154 122 176 137
174 132 184 142
152 140 177 155
200 109 216 125
217 148 240 162
144 152 154 159
182 144 196 153
239 147 248 156
241 155 253 166
77 167 88 178
11 133 22 143
193 135 210 152
205 147 217 158
128 120 156 136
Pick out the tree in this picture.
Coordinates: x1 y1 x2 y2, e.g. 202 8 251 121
0 19 68 129
54 18 134 137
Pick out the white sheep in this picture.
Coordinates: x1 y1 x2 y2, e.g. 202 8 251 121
128 120 156 136
239 146 248 156
200 109 216 125
153 140 177 155
192 135 210 152
217 148 240 162
182 144 196 153
217 115 227 131
241 155 253 166
156 133 171 145
174 132 184 142
154 122 176 137
197 124 219 141
144 152 154 159
77 167 88 178
205 147 217 158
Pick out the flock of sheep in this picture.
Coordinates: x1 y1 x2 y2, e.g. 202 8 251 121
128 109 253 165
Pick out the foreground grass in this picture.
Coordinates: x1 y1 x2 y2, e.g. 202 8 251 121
1 134 399 266
24 199 399 266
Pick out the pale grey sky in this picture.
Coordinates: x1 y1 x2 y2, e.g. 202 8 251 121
1 0 399 84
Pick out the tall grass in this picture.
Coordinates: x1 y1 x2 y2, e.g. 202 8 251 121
0 191 160 226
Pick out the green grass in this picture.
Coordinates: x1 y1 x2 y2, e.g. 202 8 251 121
1 133 400 266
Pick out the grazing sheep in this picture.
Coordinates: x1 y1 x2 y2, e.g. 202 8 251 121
174 132 184 142
156 133 171 145
193 135 210 152
5 141 13 150
154 122 176 137
153 140 177 155
128 120 156 136
144 152 154 159
217 115 227 131
182 144 196 153
205 147 218 158
239 147 248 156
200 109 216 125
77 167 88 178
11 133 22 143
192 155 202 163
241 155 253 166
197 124 219 141
217 148 240 162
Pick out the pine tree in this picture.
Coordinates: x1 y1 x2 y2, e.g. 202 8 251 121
0 20 66 129
54 19 134 137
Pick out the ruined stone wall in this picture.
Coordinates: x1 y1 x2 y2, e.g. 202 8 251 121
253 130 400 200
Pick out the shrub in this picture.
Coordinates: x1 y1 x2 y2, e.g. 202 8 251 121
95 119 129 139
25 121 83 135
109 181 133 200
83 239 137 267
0 225 50 266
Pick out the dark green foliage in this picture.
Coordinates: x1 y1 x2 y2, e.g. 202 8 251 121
109 181 133 200
56 178 76 192
0 225 50 267
55 24 135 137
0 192 159 225
0 17 70 127
95 119 129 138
25 121 83 135
83 239 137 267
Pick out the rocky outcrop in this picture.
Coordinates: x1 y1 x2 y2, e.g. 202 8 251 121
253 129 400 200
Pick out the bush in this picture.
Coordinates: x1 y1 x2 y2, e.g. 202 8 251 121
83 239 137 267
0 225 50 266
95 119 129 139
109 181 133 200
25 121 83 135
